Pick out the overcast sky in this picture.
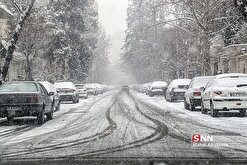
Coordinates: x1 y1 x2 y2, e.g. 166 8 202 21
97 0 128 63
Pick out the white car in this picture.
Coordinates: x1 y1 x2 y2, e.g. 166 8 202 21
166 79 191 102
184 76 213 111
75 84 88 99
40 81 61 111
148 81 168 97
201 73 247 117
85 83 98 95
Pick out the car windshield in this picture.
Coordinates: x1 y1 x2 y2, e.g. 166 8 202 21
152 86 163 89
75 85 84 89
217 77 247 87
0 82 38 92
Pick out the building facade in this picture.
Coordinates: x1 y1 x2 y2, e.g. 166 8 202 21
213 44 247 75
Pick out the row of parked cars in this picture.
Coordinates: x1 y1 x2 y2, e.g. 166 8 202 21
0 81 111 124
133 73 247 117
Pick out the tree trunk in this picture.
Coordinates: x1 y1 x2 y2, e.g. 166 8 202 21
25 60 33 81
1 0 35 81
200 29 211 75
61 58 66 80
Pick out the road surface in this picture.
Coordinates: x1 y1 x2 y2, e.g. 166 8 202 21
0 90 246 165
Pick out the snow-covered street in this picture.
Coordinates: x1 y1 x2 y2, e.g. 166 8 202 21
0 90 246 164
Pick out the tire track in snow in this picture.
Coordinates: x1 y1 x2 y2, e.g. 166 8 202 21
0 93 117 159
129 93 226 159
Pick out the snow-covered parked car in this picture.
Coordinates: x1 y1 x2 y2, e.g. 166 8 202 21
149 81 168 97
201 73 247 117
40 81 61 111
0 81 54 124
54 82 79 103
85 83 98 96
140 83 150 94
96 84 104 94
166 79 191 102
184 76 213 111
75 84 88 99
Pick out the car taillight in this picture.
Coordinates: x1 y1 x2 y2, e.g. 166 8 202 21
193 91 201 96
70 89 76 92
214 91 222 95
26 96 39 103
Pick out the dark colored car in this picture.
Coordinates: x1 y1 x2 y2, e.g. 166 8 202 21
166 79 191 102
54 82 79 103
121 85 129 91
148 81 168 97
0 81 54 124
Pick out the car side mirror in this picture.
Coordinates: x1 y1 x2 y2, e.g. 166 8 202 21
200 87 205 91
49 92 55 96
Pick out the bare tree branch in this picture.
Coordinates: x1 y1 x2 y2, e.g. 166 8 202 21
10 0 23 15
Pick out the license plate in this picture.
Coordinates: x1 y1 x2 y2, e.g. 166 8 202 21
6 107 20 111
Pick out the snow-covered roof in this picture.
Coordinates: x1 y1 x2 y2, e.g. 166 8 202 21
0 3 13 16
193 76 214 80
169 79 191 87
85 83 102 88
215 73 247 79
151 81 168 87
54 82 76 89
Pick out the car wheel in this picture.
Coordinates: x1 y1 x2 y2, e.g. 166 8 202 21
47 104 54 120
210 102 218 117
240 110 246 117
201 102 208 114
7 116 14 122
184 99 189 110
56 102 60 111
37 107 45 124
190 104 195 111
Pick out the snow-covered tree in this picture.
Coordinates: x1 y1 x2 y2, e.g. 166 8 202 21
88 27 110 83
0 0 35 81
47 0 98 82
17 7 53 80
123 0 243 83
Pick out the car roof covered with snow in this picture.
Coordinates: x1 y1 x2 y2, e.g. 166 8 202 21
54 82 76 89
168 79 191 87
85 83 101 88
151 81 167 87
215 73 247 79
